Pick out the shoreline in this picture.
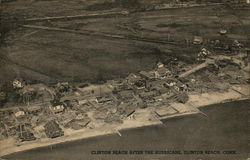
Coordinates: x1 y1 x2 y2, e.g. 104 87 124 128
1 84 249 157
0 1 249 158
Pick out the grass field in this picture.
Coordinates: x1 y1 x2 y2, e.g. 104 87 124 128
0 1 249 84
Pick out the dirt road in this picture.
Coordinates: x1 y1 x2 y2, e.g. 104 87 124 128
1 1 249 83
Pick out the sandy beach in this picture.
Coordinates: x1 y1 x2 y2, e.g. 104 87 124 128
0 84 248 157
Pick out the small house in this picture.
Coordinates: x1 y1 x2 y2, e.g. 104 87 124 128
77 84 113 97
96 96 113 103
44 120 64 138
64 118 90 130
139 71 156 80
18 130 36 142
117 102 136 117
13 79 24 89
155 86 169 95
155 67 172 78
78 99 88 105
50 105 65 114
193 36 203 45
146 79 165 90
219 29 227 35
156 62 164 68
126 73 143 86
15 111 25 118
56 82 71 93
139 91 157 100
117 90 134 101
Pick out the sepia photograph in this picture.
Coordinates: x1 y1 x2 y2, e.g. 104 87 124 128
0 0 249 159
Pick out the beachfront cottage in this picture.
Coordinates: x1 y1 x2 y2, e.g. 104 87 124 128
18 130 36 142
117 102 136 117
176 93 189 104
96 95 113 103
64 118 90 130
44 120 64 138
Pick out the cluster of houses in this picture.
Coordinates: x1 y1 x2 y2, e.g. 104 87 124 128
0 47 248 142
0 61 191 142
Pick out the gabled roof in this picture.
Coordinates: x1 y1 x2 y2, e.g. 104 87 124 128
157 62 164 68
50 105 64 113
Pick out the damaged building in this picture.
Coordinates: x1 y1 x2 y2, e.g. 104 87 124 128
44 120 64 138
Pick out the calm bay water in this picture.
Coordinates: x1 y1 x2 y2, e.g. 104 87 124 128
3 100 249 160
